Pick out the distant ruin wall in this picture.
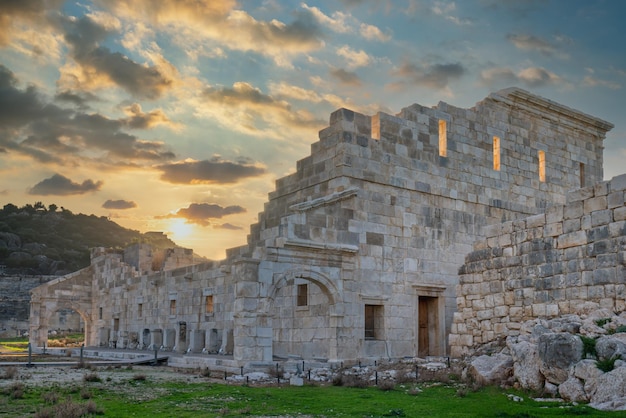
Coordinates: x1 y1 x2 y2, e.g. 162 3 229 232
450 174 626 357
0 275 57 337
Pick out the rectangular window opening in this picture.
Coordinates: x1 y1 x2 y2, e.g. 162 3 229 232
205 295 214 314
169 300 176 316
364 304 383 340
297 284 308 307
99 307 103 320
493 136 501 171
438 120 447 157
579 162 585 188
538 150 546 182
138 303 143 318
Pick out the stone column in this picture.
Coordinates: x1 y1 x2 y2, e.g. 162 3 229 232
175 321 187 353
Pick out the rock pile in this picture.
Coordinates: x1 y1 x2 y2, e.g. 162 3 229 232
468 309 626 411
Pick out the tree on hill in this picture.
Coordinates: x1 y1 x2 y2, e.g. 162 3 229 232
0 202 180 275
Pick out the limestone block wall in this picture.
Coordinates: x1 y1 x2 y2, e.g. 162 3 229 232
92 250 234 353
0 275 58 337
449 174 626 357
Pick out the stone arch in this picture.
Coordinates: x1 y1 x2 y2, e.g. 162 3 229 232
29 268 94 348
267 269 342 309
266 268 343 360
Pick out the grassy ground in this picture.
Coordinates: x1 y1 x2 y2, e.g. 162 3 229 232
0 368 618 417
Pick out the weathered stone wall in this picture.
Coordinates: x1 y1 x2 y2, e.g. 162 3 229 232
0 275 58 337
450 174 626 357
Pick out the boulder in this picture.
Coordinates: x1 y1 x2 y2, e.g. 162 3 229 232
589 367 626 411
559 377 588 402
508 338 544 391
595 334 626 361
538 333 583 384
468 353 513 386
573 359 603 396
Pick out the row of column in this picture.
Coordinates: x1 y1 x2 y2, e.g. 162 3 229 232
98 324 234 355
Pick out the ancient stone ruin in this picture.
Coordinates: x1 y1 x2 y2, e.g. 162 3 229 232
30 88 621 382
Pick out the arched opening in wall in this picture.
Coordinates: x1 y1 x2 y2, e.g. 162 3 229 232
46 308 85 348
271 276 332 360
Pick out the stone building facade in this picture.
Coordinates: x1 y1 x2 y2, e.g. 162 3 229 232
29 88 615 365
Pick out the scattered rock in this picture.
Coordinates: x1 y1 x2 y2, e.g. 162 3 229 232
468 353 512 386
558 377 587 402
537 333 583 384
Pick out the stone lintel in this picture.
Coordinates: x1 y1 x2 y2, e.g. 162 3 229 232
289 187 359 212
283 238 359 254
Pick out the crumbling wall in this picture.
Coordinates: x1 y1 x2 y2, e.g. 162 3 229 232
450 174 626 357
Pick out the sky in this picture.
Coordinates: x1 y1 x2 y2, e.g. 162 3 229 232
0 0 625 260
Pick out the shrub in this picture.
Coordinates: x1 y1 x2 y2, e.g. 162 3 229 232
1 366 18 379
579 335 597 358
595 318 611 327
83 373 101 383
4 382 24 399
80 387 92 399
615 325 626 334
132 374 147 381
378 380 396 391
596 355 621 373
42 391 59 404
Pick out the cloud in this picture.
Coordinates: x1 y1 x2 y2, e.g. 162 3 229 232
582 69 621 89
158 203 246 226
359 23 391 41
157 157 267 185
0 65 175 165
302 3 390 41
480 66 562 88
330 68 362 86
301 3 352 34
390 61 465 89
121 103 180 130
99 0 324 67
0 0 64 47
102 199 137 209
54 90 99 109
431 1 473 25
336 45 371 69
29 174 103 196
61 15 174 99
506 33 567 58
217 223 243 230
198 81 325 138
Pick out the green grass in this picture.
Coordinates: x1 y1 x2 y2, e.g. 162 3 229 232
0 379 616 417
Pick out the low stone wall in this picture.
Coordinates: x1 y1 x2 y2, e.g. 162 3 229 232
450 174 626 357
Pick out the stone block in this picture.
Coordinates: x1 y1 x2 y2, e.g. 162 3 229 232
526 213 545 228
591 209 612 227
610 173 626 192
567 187 594 204
557 230 587 249
614 207 626 222
584 196 607 213
608 191 624 209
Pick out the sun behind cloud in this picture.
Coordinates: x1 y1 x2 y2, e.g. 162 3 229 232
167 218 193 241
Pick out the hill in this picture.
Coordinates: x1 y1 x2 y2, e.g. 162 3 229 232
0 202 180 276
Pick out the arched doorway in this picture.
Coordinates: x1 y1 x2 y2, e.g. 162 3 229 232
268 270 343 360
45 308 86 348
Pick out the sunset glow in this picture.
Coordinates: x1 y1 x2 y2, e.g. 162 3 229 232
0 1 624 259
